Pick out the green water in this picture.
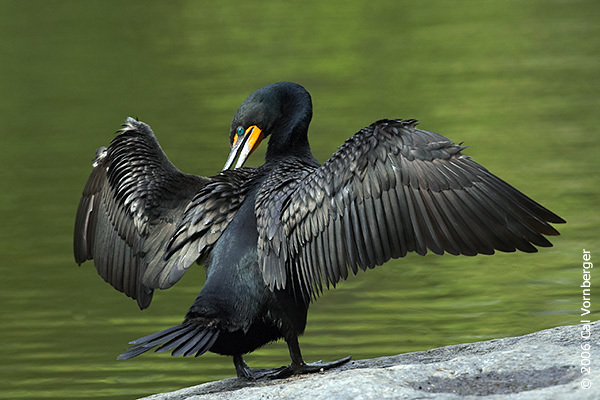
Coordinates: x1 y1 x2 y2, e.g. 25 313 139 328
1 0 598 399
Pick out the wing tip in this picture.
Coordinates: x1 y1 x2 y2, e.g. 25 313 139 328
116 117 153 136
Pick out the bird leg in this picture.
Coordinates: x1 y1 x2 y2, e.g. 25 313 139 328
233 337 351 380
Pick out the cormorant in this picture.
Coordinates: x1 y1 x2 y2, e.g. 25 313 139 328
74 81 565 379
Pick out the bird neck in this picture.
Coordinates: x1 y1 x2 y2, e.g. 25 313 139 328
264 85 315 164
265 125 314 164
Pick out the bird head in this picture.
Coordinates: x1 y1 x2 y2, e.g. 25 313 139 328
223 82 313 170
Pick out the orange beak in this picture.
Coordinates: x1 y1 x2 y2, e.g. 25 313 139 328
223 125 264 170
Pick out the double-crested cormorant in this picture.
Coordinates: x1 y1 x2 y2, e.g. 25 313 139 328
74 81 565 379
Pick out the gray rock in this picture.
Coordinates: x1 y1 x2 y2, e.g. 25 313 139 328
139 322 599 400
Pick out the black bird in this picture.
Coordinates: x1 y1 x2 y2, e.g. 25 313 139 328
74 81 565 379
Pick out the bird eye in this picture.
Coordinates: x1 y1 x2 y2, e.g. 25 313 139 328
236 126 244 136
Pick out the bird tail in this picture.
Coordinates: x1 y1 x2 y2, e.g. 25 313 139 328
117 322 219 360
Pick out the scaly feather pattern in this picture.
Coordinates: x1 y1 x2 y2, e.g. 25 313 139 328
257 119 565 301
74 118 255 308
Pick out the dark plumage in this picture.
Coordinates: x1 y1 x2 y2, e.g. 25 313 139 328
74 81 565 379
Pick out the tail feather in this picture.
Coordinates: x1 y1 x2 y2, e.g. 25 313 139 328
118 323 219 360
185 329 219 357
172 329 210 357
137 324 195 349
128 324 182 345
155 325 203 353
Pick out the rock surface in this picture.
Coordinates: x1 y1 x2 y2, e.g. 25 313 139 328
139 322 599 400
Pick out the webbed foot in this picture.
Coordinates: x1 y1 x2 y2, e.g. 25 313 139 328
270 356 352 379
233 354 351 380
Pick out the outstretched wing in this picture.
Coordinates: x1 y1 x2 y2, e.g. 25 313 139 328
258 119 565 301
74 118 250 309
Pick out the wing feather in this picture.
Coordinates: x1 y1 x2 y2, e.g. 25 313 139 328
74 118 252 308
257 119 565 300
